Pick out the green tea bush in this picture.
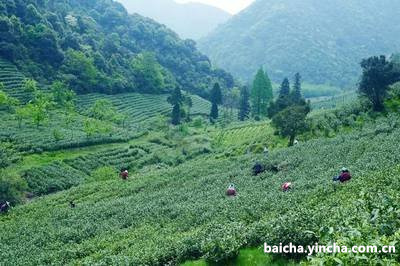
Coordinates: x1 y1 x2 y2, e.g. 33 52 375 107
2 115 400 264
0 171 27 204
22 162 85 196
87 166 118 183
0 142 19 168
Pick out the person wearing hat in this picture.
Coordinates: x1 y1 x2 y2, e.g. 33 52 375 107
226 184 237 196
0 201 10 213
120 168 129 180
281 182 292 192
333 167 352 183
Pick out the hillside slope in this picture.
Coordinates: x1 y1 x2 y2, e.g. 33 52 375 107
1 114 400 264
198 0 400 87
116 0 231 40
0 0 233 97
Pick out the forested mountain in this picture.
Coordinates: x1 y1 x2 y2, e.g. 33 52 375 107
0 0 233 97
116 0 231 40
199 0 400 87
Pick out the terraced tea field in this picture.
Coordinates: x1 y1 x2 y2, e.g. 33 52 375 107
0 110 133 153
76 93 213 127
1 114 400 265
310 91 357 110
19 132 212 196
0 58 30 103
212 122 285 155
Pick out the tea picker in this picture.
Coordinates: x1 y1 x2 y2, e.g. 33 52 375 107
281 182 292 192
333 167 352 183
0 201 10 214
226 184 237 196
120 168 129 180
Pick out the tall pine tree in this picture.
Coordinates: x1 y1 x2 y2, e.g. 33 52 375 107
238 86 250 121
291 73 302 103
268 77 291 118
251 68 273 119
168 86 184 125
279 78 291 98
171 104 181 125
210 82 222 121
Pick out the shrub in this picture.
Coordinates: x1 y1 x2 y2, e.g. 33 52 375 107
192 117 203 128
87 166 118 183
0 171 27 204
0 143 20 168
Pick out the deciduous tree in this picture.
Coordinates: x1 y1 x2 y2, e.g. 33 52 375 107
272 105 310 146
359 55 400 111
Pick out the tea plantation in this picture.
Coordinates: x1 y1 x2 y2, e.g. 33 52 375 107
1 114 400 265
0 59 30 103
76 93 215 126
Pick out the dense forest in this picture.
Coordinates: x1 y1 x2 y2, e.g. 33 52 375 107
0 0 234 97
199 0 400 87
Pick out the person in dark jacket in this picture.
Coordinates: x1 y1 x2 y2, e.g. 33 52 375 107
252 162 265 176
333 167 352 183
0 201 10 213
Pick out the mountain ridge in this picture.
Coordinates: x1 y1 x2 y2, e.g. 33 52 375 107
116 0 231 40
198 0 400 87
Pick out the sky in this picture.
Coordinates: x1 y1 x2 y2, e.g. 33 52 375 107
175 0 255 14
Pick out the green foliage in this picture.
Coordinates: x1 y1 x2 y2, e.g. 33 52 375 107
0 1 234 96
291 73 302 103
171 103 182 125
22 161 85 196
0 59 30 103
131 52 166 94
2 116 400 264
87 166 118 183
212 122 283 155
78 92 212 127
210 83 222 121
358 55 400 111
272 106 310 146
23 78 38 93
14 106 30 128
268 78 293 118
20 136 211 196
238 86 251 121
88 99 117 122
0 171 27 204
168 86 184 125
0 87 19 111
83 118 112 139
50 81 75 108
251 68 273 118
268 75 311 145
300 83 343 98
62 50 102 94
26 91 53 127
310 91 357 110
0 142 19 168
